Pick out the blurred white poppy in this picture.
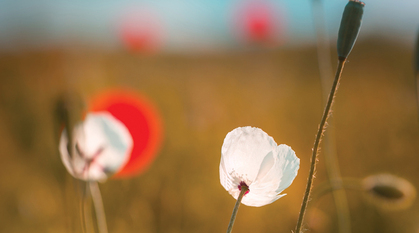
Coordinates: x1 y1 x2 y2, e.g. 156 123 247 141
59 112 133 182
220 126 299 207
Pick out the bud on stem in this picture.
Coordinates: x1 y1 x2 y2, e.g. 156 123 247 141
337 0 365 61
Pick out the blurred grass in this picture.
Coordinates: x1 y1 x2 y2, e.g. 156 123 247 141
0 38 418 233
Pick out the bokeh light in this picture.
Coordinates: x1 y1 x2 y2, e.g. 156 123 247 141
118 7 164 54
231 0 286 47
89 89 163 178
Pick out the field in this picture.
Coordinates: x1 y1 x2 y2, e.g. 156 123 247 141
0 38 418 233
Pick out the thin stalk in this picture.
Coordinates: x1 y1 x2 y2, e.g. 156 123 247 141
324 156 351 233
80 180 90 233
312 0 334 89
226 186 248 233
416 74 419 120
295 58 346 233
311 1 351 232
311 178 362 202
90 181 109 233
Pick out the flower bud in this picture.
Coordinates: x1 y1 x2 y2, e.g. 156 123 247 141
337 0 365 61
362 174 416 211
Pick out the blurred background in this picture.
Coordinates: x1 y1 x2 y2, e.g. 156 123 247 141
1 0 419 232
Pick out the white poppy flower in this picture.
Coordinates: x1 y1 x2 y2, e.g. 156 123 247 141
59 112 133 182
220 126 300 207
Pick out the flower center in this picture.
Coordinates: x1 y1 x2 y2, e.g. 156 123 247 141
238 181 250 195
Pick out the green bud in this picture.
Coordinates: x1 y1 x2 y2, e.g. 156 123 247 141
337 0 365 61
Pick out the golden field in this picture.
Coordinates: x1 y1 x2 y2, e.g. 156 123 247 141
0 38 418 233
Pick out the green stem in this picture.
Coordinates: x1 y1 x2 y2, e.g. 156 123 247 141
295 58 346 233
226 185 248 233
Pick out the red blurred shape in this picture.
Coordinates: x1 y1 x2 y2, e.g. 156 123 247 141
233 0 286 46
90 89 163 178
119 8 163 53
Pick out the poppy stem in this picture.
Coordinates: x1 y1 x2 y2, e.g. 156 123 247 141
90 181 109 233
226 185 248 233
80 181 88 233
295 58 346 233
311 1 351 232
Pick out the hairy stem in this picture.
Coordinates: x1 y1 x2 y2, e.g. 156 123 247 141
311 1 351 232
295 58 346 233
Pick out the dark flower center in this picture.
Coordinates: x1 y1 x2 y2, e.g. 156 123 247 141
238 181 250 195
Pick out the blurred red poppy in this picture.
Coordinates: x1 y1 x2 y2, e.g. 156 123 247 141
119 8 164 53
232 0 286 46
89 89 163 178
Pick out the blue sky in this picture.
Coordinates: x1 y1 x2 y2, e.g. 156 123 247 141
0 0 418 51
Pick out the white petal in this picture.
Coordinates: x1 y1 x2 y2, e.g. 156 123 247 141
242 192 286 207
219 156 234 192
275 144 300 193
243 144 299 206
219 126 300 207
59 129 76 176
59 112 133 181
253 151 275 183
221 127 277 184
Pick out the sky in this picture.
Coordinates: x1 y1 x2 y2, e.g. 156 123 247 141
0 0 418 52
